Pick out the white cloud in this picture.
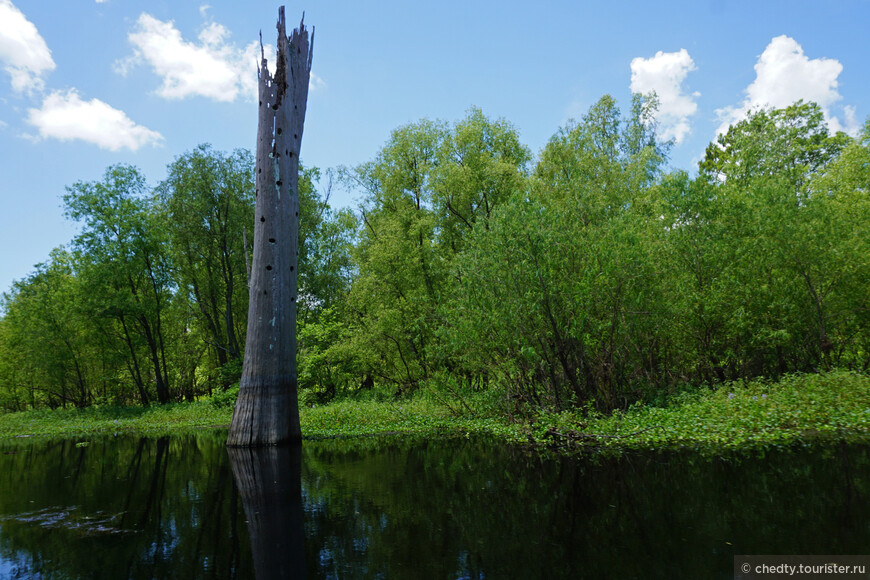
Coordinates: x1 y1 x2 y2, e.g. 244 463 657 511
630 49 699 144
0 0 55 94
716 35 859 136
119 13 246 102
828 104 857 136
119 13 324 103
26 89 163 151
309 71 326 92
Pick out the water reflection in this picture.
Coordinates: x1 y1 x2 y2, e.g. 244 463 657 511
0 433 251 578
228 445 306 579
0 433 868 579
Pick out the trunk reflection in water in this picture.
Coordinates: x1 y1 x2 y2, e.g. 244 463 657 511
227 445 306 579
1 433 869 578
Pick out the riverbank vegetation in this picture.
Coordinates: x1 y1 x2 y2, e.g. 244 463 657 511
1 371 868 452
1 96 868 448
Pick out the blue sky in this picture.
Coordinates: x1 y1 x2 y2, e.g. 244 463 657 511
1 0 868 295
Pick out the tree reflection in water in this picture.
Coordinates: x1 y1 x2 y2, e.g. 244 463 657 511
1 434 869 578
0 433 251 578
227 444 306 579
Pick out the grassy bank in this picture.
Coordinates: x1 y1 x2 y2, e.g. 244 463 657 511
0 400 231 441
1 370 868 451
540 370 870 451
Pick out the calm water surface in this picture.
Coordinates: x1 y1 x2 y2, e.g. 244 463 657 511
0 432 868 579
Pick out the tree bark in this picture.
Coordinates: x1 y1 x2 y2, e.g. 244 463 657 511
227 7 313 446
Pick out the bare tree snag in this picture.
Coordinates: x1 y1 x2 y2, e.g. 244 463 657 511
227 6 313 446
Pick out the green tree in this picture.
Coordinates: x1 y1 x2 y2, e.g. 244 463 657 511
294 178 358 402
296 168 357 325
700 100 850 192
0 250 95 408
445 94 669 410
805 118 870 369
653 172 737 383
65 165 175 404
345 118 447 393
158 145 254 385
340 109 530 397
431 107 532 253
692 103 866 376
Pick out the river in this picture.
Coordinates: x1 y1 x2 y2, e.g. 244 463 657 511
0 432 867 578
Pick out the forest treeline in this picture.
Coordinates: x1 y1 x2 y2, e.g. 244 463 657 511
1 96 868 413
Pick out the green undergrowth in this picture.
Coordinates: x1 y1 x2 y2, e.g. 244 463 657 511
297 370 870 451
539 370 870 452
0 400 231 441
300 397 524 441
1 370 868 452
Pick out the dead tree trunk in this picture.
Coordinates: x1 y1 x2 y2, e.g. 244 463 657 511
227 7 313 446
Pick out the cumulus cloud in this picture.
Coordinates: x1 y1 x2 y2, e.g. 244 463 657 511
0 0 55 93
717 35 858 136
118 12 323 102
26 89 163 151
117 13 247 101
630 49 699 144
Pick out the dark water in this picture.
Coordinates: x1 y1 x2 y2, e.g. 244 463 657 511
0 432 868 579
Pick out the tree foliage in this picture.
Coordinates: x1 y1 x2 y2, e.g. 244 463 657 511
158 145 254 379
0 146 342 409
330 109 531 400
1 101 868 416
444 95 669 411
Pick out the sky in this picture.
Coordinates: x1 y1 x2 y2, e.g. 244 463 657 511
0 0 868 295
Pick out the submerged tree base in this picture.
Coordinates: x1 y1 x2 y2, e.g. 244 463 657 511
226 378 301 446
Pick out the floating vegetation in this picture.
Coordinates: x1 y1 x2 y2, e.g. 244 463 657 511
3 507 132 537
